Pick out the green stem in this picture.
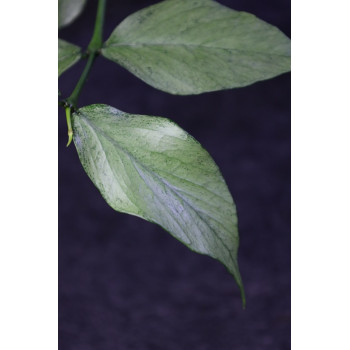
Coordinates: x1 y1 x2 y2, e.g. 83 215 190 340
63 0 107 146
67 0 106 108
67 52 96 108
88 0 107 52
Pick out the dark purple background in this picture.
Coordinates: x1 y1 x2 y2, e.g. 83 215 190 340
59 1 291 349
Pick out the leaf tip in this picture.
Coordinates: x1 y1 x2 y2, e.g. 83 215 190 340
241 287 246 310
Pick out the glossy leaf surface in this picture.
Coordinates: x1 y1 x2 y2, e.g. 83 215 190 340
58 39 81 77
58 0 86 29
72 104 245 303
102 0 291 95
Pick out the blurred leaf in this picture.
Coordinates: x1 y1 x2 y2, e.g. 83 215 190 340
58 0 86 29
102 0 291 95
58 39 81 77
72 104 245 304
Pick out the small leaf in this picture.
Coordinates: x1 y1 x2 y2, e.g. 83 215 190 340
58 0 86 29
72 104 245 304
58 39 81 77
102 0 290 95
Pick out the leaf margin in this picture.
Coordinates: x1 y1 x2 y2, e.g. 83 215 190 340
72 104 246 306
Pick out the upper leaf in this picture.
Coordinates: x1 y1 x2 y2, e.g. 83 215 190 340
58 0 86 29
102 0 291 95
72 104 245 304
58 39 81 77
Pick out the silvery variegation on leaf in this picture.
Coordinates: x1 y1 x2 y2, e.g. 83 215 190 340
72 104 245 304
102 0 291 95
59 0 292 307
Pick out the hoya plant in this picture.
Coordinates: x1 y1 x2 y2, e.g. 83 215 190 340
58 0 291 308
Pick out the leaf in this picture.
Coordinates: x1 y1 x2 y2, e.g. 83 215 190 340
72 104 245 304
58 0 86 29
102 0 291 95
58 39 81 77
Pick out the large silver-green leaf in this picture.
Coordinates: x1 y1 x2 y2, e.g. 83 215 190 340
58 39 81 77
58 0 86 29
102 0 291 95
72 104 245 304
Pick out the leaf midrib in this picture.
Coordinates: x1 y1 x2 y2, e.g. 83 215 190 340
79 113 231 208
105 42 290 58
78 113 237 260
